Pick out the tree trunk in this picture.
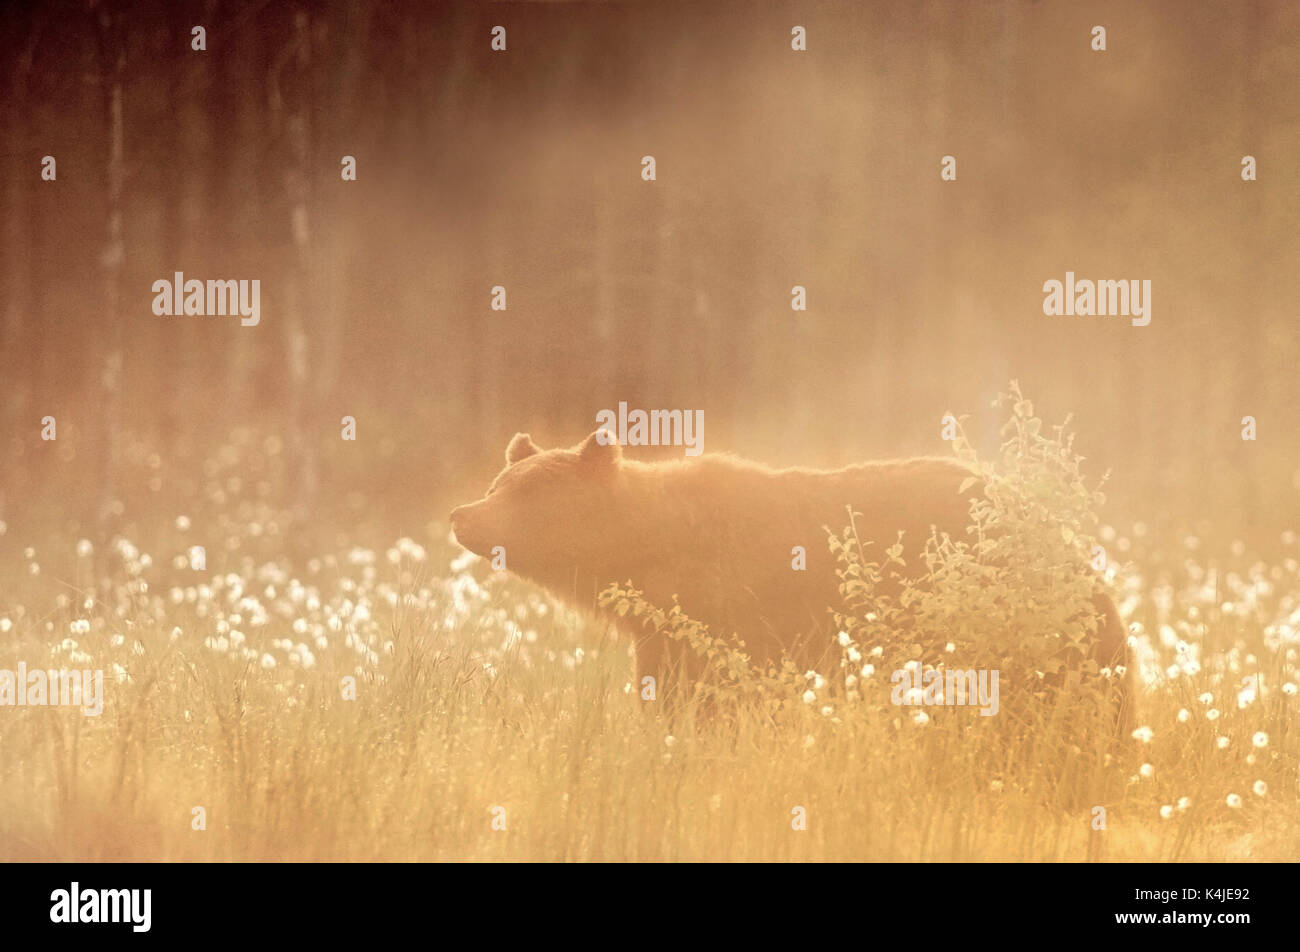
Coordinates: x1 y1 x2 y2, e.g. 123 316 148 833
95 0 126 539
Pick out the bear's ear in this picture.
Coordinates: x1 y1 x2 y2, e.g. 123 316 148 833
577 429 621 470
506 432 541 465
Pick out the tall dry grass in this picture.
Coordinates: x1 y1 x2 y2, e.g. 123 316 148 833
0 397 1296 861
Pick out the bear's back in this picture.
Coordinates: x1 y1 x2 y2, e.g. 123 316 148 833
629 455 977 665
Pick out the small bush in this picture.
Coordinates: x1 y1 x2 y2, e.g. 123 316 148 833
602 383 1124 748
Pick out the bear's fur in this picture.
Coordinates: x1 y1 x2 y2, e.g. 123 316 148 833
450 430 1133 728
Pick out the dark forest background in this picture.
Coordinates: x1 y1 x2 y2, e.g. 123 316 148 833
2 0 1298 554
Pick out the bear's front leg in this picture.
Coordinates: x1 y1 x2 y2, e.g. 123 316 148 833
630 626 712 716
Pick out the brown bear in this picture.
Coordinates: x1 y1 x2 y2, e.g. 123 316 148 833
450 430 1132 728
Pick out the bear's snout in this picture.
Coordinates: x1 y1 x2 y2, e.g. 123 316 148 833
449 504 483 552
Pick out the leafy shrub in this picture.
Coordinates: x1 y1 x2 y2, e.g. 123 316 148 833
601 383 1123 737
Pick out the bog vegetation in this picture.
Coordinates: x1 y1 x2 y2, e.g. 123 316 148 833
0 392 1295 861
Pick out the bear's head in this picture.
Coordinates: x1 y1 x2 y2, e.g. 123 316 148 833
449 429 624 585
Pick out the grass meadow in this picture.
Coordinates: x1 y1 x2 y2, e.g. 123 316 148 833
1 460 1296 862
